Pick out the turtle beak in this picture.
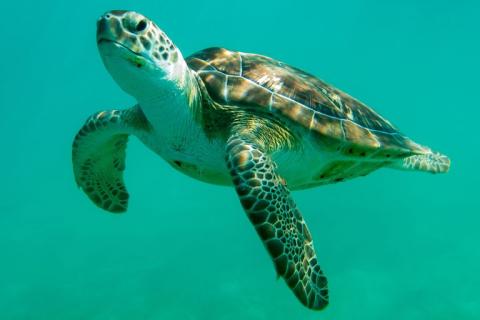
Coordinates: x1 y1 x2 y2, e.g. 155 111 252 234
96 12 122 44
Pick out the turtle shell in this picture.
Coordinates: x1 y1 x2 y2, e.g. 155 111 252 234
186 47 427 156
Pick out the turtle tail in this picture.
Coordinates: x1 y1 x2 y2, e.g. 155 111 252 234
389 151 451 174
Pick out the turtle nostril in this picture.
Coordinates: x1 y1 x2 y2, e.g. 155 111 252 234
136 20 147 32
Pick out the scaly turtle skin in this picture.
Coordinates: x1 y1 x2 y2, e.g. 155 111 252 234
72 10 450 310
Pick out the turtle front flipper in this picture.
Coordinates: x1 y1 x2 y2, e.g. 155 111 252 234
72 106 150 213
225 135 329 310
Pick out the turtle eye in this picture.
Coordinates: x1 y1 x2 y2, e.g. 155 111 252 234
136 20 147 32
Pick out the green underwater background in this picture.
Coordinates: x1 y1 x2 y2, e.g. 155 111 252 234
1 0 479 319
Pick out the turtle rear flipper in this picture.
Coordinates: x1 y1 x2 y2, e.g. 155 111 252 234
389 152 450 174
72 107 150 213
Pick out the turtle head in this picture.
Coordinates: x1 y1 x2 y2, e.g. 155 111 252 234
96 10 188 98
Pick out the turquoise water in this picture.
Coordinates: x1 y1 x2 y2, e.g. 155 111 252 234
1 0 479 319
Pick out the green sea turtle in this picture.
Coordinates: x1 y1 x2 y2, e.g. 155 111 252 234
72 10 450 310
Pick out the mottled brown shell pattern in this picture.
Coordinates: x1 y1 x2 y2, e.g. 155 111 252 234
186 47 427 157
